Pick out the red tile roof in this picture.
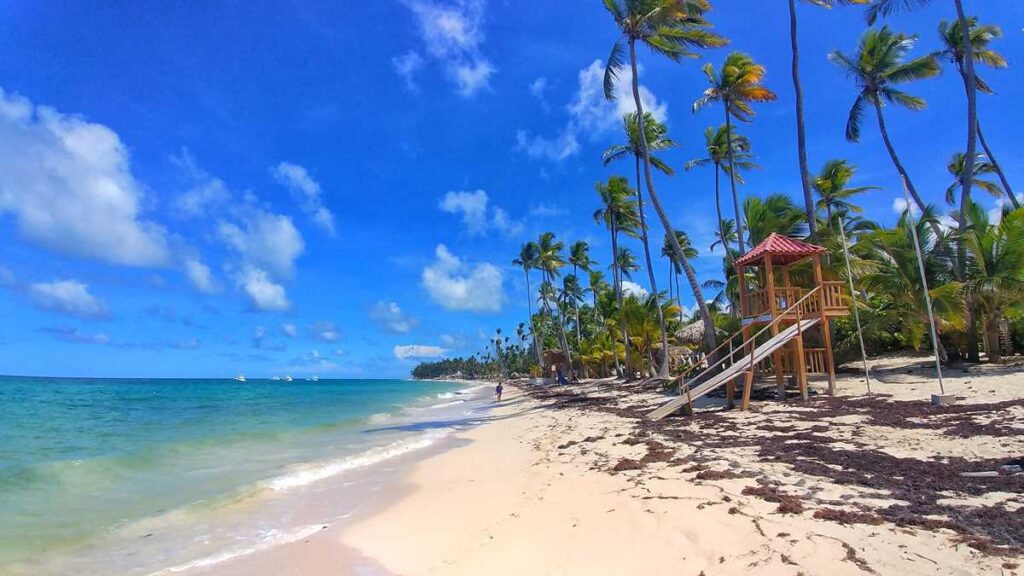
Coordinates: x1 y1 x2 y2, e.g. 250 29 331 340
733 233 826 267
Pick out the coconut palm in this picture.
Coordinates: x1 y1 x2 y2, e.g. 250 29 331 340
662 230 699 323
594 176 639 375
961 202 1024 362
829 27 939 216
603 111 679 375
536 232 574 372
859 205 965 362
709 219 738 254
743 194 808 247
944 152 1003 206
813 159 878 230
937 17 1017 208
614 246 641 282
559 274 586 344
513 242 544 368
693 51 778 254
568 241 595 344
685 125 758 258
786 0 871 239
603 0 726 354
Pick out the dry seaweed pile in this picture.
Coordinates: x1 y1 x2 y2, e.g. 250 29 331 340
524 382 1024 555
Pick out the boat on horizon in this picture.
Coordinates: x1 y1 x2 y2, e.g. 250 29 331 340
307 375 320 382
233 374 246 382
283 375 293 382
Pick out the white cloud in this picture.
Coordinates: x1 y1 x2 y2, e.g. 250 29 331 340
622 280 649 298
237 267 290 312
438 189 522 237
392 51 425 91
288 349 341 373
40 326 110 345
0 88 170 266
989 194 1023 223
170 148 231 218
29 280 108 319
528 203 567 218
439 333 466 347
272 162 335 236
451 59 494 97
184 257 218 293
218 210 304 279
421 244 503 312
892 197 921 217
394 344 450 360
402 0 494 97
281 323 297 337
370 301 419 333
529 77 548 99
515 59 665 162
310 321 341 342
251 325 287 350
515 128 580 162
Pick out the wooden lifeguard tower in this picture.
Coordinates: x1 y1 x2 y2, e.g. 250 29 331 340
649 233 850 420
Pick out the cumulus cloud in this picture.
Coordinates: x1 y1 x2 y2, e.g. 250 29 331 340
622 280 649 298
401 0 494 97
237 267 290 312
251 326 286 351
421 244 503 312
892 197 921 217
515 59 665 162
170 148 231 218
438 190 523 237
392 51 425 91
310 321 341 342
184 257 218 293
0 88 171 266
281 323 298 337
29 280 109 319
369 301 419 333
529 76 550 111
218 209 304 279
394 344 450 360
529 203 567 218
40 326 110 345
272 162 335 236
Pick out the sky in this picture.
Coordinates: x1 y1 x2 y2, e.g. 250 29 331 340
0 0 1021 378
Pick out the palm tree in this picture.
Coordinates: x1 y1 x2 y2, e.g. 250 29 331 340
693 51 778 254
603 0 726 354
568 240 595 344
829 27 939 216
662 229 699 323
603 111 679 376
536 232 574 372
513 242 544 368
685 125 758 258
588 270 609 308
743 194 808 247
944 152 1003 206
594 176 639 375
813 159 878 230
937 17 1017 209
614 246 641 282
961 202 1024 362
786 0 870 239
559 274 586 345
709 219 737 254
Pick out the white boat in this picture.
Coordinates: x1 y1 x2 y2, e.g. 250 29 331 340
307 375 320 382
271 376 281 381
233 374 246 382
283 375 293 382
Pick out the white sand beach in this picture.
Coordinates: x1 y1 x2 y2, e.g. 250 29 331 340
213 355 1024 576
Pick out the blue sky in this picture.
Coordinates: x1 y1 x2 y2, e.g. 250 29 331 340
0 0 1021 378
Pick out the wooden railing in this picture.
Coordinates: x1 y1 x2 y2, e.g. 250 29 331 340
756 348 828 375
742 281 848 320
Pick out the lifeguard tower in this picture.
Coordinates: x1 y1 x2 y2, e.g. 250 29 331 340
649 234 850 420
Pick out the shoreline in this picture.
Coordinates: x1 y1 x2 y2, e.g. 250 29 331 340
210 356 1023 575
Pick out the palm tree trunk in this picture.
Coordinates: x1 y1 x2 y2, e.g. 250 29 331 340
523 269 544 369
724 105 747 254
549 272 575 377
986 308 1003 363
675 271 683 324
977 121 1018 209
628 39 718 354
872 99 941 237
954 0 980 363
610 218 625 377
572 264 582 345
788 0 816 239
714 166 730 256
635 157 670 377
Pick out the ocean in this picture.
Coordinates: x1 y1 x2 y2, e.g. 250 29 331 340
0 376 492 575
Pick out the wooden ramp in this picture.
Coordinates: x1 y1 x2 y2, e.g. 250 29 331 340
647 318 820 420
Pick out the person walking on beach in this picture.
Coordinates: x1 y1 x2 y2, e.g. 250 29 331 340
495 382 503 403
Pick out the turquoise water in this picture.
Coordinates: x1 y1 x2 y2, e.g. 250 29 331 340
0 376 483 574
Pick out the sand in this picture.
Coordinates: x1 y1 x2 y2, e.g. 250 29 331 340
213 355 1024 575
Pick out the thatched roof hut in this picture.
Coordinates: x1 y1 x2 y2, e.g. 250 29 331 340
674 321 728 348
